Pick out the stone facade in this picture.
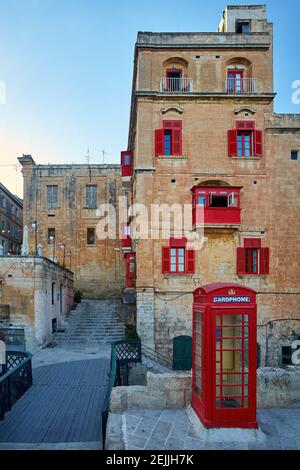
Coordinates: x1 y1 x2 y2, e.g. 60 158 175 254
19 155 125 298
0 256 73 351
0 182 23 255
124 5 300 365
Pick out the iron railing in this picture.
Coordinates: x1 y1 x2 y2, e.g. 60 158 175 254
102 340 141 448
160 77 193 93
226 77 257 94
0 351 32 420
142 344 173 369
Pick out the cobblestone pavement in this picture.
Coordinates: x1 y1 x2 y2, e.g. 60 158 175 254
123 406 300 450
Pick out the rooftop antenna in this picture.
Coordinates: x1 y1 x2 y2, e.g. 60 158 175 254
86 147 91 165
101 150 107 164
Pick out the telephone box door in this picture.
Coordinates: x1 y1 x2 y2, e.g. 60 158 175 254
212 308 257 427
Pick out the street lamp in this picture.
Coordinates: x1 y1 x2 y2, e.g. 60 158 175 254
49 235 55 262
60 243 66 268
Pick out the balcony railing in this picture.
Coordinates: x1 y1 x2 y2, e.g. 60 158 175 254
226 78 257 94
160 77 193 93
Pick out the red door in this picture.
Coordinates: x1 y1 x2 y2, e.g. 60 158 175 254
212 308 257 427
227 69 244 93
192 308 206 421
126 253 136 288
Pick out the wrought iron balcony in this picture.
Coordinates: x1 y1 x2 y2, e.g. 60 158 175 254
160 77 193 93
226 77 257 94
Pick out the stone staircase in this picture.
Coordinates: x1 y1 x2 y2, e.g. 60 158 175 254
53 299 127 349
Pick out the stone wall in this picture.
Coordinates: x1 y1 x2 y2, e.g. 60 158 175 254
0 256 73 351
110 367 300 413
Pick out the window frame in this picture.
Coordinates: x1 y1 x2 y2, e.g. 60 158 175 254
291 150 298 161
85 184 97 209
87 227 96 246
47 185 58 210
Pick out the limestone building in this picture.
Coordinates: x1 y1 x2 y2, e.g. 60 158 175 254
122 4 300 366
19 155 125 298
0 182 23 255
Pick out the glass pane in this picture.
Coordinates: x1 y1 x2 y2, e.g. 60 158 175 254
170 264 176 272
216 313 249 409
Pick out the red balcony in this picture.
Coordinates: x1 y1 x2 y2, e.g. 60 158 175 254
121 151 133 177
192 186 242 228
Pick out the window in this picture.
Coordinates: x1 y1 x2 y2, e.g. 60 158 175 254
155 120 182 156
1 219 6 232
16 208 19 219
47 185 58 209
162 238 195 274
236 21 250 34
227 69 244 93
47 228 55 245
228 121 262 158
291 151 298 160
170 247 185 273
237 239 270 275
86 185 97 209
87 227 95 245
121 151 133 177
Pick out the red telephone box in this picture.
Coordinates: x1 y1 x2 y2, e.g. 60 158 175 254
192 283 258 429
125 253 136 288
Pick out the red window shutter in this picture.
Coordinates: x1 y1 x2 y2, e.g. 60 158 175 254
170 237 187 248
155 129 164 156
237 247 246 275
236 121 255 130
172 124 182 155
162 247 170 274
163 120 173 129
228 130 237 157
254 130 263 157
260 247 270 275
186 249 195 274
244 238 261 249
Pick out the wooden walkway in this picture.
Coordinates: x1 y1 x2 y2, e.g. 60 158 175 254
0 358 109 447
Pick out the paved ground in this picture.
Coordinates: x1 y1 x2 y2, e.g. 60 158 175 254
123 406 300 450
0 299 131 450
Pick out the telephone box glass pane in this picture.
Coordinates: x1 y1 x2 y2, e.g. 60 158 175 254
216 314 249 409
194 312 203 399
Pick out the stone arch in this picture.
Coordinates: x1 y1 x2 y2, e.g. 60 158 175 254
163 57 189 68
196 179 231 187
225 57 252 76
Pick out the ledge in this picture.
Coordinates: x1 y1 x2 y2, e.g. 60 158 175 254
230 157 261 161
157 155 187 161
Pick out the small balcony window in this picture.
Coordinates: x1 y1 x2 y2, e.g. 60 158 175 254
226 69 256 94
192 186 241 227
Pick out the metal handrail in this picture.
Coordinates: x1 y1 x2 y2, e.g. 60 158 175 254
226 77 257 94
142 344 173 369
0 351 32 420
160 77 193 93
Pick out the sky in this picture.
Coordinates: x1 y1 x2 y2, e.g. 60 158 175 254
0 0 300 197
